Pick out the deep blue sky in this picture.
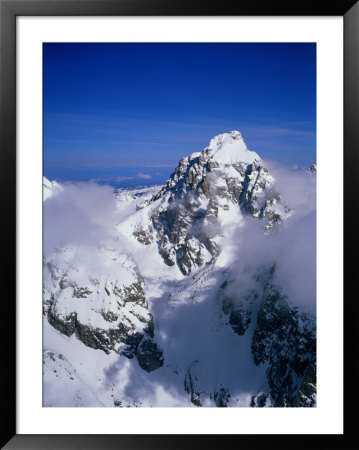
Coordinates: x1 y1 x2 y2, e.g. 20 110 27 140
43 43 316 186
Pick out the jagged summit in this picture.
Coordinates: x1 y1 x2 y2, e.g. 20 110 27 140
207 131 260 165
43 130 316 409
152 131 262 202
125 131 291 276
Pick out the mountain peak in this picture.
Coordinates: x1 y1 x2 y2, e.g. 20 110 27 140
308 163 317 174
207 131 260 165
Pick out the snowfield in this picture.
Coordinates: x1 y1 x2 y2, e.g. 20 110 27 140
43 131 316 407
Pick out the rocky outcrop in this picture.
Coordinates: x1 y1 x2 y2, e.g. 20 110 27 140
250 393 270 407
133 131 291 275
43 131 316 407
136 338 164 372
251 268 316 407
220 279 258 336
294 358 316 407
184 361 204 406
212 386 231 407
184 360 231 407
217 263 316 408
43 245 163 372
308 163 317 174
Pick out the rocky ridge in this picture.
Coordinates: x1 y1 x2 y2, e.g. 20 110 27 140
132 131 291 275
43 244 163 372
43 131 316 407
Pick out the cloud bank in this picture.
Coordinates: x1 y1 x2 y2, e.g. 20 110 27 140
43 163 316 406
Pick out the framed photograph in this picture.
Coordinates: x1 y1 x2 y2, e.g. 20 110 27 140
1 1 356 448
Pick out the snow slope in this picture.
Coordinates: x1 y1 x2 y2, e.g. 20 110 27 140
208 130 260 165
43 132 316 407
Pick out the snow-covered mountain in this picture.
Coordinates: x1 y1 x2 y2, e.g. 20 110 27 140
43 176 62 201
43 131 316 407
123 130 291 276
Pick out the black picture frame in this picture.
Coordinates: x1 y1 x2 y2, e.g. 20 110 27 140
1 1 357 448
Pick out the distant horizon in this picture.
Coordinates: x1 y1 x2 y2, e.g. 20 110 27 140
44 132 316 189
44 43 316 186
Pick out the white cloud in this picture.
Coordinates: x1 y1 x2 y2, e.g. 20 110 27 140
43 181 124 255
43 162 316 407
137 172 151 180
116 175 134 182
225 163 317 313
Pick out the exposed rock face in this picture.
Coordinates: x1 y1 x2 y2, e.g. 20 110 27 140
184 360 231 407
309 163 317 174
133 226 154 245
220 279 257 336
250 268 316 407
43 131 316 407
136 338 164 372
181 264 316 408
132 131 291 275
184 362 204 406
43 245 163 371
294 358 317 407
250 393 270 407
213 386 231 407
